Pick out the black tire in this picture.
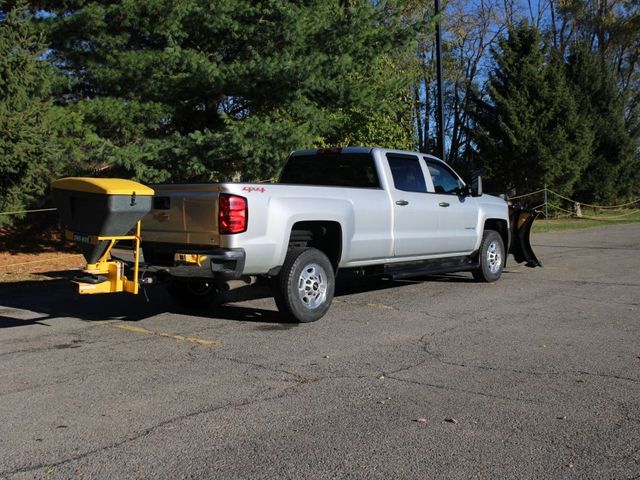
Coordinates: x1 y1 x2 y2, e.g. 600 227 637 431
274 247 335 323
472 230 505 283
167 278 224 309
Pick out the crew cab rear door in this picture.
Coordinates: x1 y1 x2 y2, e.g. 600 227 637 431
385 153 441 257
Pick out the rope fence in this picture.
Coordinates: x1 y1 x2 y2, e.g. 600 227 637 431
509 188 547 200
0 207 68 272
509 184 640 231
0 207 57 216
0 254 83 270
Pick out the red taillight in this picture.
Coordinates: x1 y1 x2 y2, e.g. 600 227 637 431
218 194 247 234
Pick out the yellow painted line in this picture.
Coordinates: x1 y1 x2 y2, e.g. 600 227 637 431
367 303 395 310
158 332 218 347
332 299 394 309
111 324 152 335
109 323 218 347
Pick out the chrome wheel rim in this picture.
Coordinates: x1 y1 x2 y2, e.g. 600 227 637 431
297 263 328 309
487 240 502 274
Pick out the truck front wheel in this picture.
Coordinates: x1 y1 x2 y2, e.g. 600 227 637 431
472 230 505 283
274 248 335 323
167 278 224 309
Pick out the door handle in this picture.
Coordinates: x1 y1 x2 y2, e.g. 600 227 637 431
439 202 450 207
395 200 409 206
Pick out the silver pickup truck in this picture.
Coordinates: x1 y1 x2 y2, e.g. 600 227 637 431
141 147 540 322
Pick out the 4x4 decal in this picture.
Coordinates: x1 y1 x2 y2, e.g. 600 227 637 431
242 186 266 193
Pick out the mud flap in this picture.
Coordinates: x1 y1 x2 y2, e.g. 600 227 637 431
509 206 542 267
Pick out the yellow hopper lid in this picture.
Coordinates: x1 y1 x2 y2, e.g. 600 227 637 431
52 177 154 196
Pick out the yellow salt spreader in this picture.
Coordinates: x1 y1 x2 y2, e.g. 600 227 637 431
52 178 154 295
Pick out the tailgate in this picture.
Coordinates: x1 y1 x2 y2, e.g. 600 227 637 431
141 184 222 246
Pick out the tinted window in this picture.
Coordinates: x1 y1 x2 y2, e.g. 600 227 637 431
386 154 427 193
426 160 463 194
279 153 380 188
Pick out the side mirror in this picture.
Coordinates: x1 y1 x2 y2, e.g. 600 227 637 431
471 173 482 197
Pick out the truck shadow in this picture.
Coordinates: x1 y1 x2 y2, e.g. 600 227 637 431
0 270 476 327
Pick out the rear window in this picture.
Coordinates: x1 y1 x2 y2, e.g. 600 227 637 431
279 153 380 189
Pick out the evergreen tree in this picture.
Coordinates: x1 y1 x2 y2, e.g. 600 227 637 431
0 7 64 224
469 23 592 197
30 0 418 183
565 43 639 203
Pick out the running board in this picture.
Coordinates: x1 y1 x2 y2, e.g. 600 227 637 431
383 257 478 281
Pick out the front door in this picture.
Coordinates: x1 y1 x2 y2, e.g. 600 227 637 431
424 158 479 254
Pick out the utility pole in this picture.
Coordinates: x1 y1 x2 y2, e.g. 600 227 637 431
434 0 445 162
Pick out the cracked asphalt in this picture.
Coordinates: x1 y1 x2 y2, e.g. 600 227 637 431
1 224 639 479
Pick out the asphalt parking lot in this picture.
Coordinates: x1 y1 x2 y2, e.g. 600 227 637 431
1 224 639 479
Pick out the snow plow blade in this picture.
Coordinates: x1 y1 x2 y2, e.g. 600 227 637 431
509 206 542 267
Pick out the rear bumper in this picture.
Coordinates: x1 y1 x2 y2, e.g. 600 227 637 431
142 243 245 280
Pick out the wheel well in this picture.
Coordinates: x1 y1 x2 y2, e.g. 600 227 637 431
484 218 509 249
288 221 342 271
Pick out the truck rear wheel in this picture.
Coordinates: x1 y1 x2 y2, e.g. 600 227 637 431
167 278 224 309
274 247 335 323
472 230 505 283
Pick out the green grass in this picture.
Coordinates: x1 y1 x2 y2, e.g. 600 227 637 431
531 208 640 233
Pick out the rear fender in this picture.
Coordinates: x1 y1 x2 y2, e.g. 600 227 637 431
509 206 542 267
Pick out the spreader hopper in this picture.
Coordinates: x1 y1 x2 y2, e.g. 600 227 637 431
52 178 154 294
